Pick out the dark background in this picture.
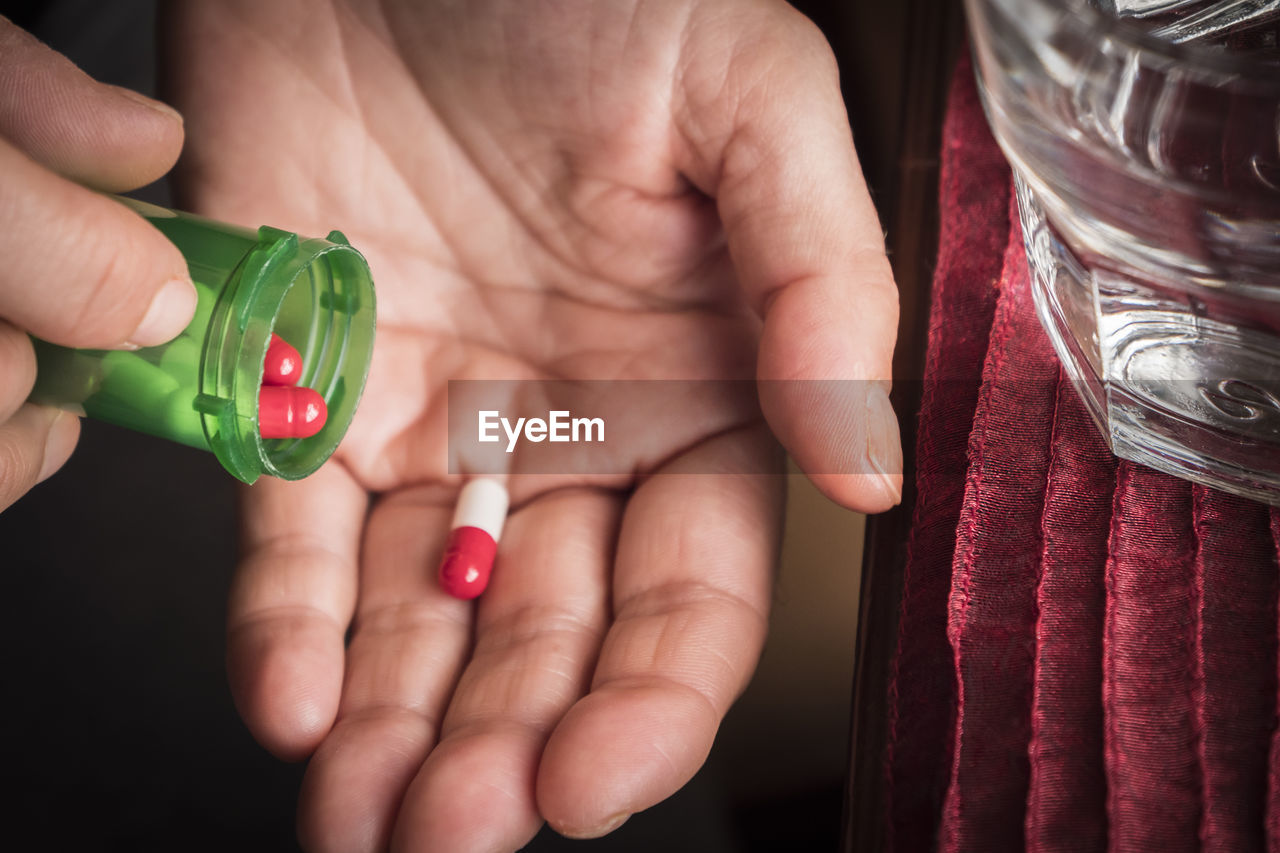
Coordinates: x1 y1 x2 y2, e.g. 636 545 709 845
0 1 934 850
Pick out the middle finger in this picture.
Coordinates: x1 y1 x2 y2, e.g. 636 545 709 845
296 486 471 853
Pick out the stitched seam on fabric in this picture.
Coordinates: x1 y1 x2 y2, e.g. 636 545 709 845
1024 363 1066 847
886 52 1013 850
1192 485 1211 850
940 207 1020 851
1102 462 1130 847
885 161 955 853
885 65 1008 851
1267 508 1280 851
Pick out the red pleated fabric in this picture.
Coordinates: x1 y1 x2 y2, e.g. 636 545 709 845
1025 378 1114 853
881 57 1280 852
884 50 1008 853
1193 489 1276 853
1102 467 1198 852
938 189 1059 853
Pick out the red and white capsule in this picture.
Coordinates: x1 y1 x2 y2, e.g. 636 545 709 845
438 479 509 600
259 385 327 439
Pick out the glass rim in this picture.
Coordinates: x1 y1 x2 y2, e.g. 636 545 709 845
1021 0 1280 82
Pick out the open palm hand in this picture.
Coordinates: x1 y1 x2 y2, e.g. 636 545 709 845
168 1 900 849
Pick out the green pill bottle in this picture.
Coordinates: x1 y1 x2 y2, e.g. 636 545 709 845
28 198 377 484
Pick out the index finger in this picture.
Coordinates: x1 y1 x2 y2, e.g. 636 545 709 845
227 464 367 760
674 5 901 511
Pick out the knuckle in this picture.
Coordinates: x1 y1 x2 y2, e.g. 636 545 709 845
0 424 37 510
0 322 36 414
69 228 134 343
784 15 841 89
749 5 840 92
64 207 165 346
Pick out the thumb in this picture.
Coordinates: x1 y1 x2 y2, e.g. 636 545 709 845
0 135 197 350
675 5 901 512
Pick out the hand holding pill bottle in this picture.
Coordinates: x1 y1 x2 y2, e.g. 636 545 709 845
0 18 194 512
27 199 376 483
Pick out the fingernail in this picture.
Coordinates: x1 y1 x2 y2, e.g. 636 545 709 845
37 409 79 483
112 85 184 123
866 384 903 505
563 812 631 839
126 278 197 349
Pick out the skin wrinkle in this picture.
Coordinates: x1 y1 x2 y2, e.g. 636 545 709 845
333 703 441 743
231 557 356 624
0 422 39 505
237 7 479 291
595 672 725 729
449 653 595 733
675 40 738 191
559 178 699 292
222 13 362 130
661 603 756 694
475 605 608 653
647 732 683 780
647 609 716 686
516 644 587 701
419 291 747 396
434 107 578 292
153 1 898 846
605 583 769 710
586 2 603 136
475 764 534 816
545 311 711 381
628 423 776 488
202 13 437 246
344 252 459 334
337 659 461 721
1 38 175 189
532 163 637 292
453 177 674 370
0 324 35 421
382 2 719 317
318 6 375 215
710 16 788 189
470 643 602 709
342 653 474 716
227 602 351 643
8 190 183 343
232 4 754 393
63 221 125 338
351 601 473 646
239 527 360 570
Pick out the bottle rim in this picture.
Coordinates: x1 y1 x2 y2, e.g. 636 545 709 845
201 226 376 483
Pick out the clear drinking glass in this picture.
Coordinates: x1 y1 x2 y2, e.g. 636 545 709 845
965 0 1280 502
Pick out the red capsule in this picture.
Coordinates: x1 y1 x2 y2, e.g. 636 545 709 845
263 333 302 386
259 385 327 439
438 526 499 600
437 480 508 600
